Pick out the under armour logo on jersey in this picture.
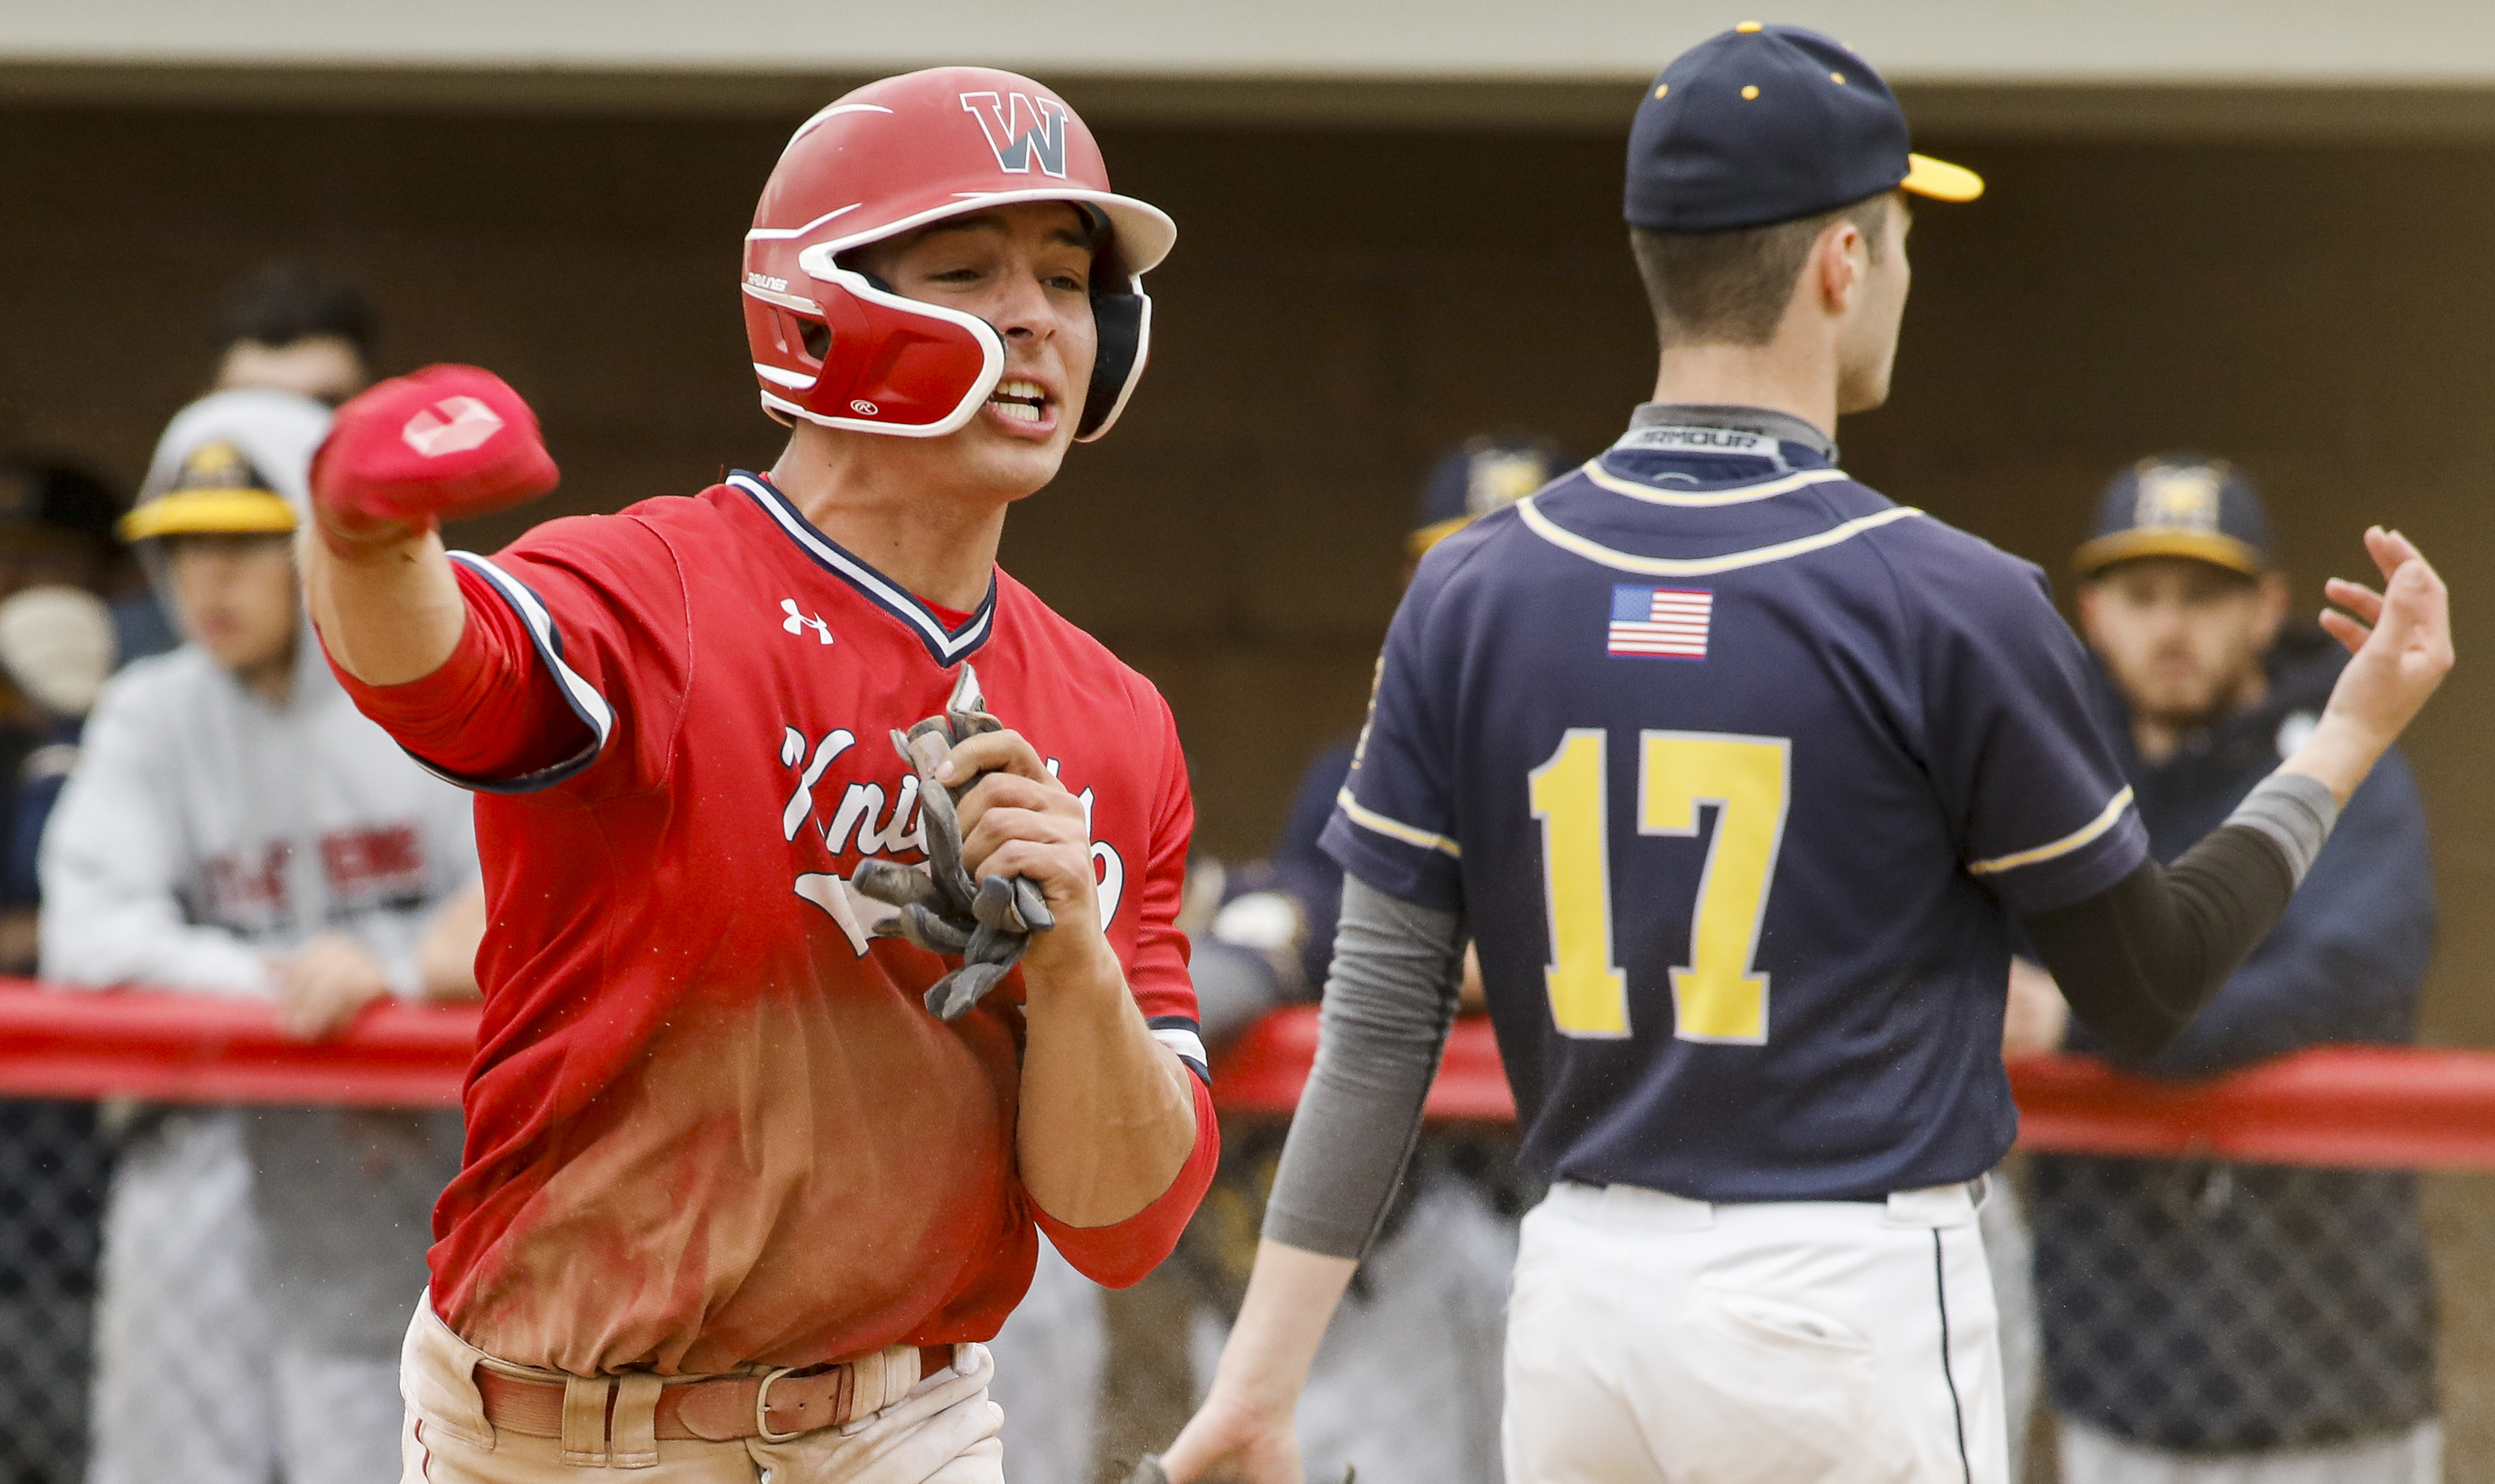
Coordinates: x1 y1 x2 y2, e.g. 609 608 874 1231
399 397 505 457
960 91 1068 177
781 599 833 644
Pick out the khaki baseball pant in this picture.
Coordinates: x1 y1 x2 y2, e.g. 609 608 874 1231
399 1300 1004 1483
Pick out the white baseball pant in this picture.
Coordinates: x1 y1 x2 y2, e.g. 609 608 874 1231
2059 1418 2442 1484
89 1108 403 1484
1505 1178 2007 1484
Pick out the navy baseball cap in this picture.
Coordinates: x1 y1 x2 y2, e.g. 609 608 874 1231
1410 435 1571 557
1627 23 1982 232
2076 455 2276 579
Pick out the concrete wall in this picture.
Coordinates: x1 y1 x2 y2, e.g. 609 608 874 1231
10 0 2495 83
0 101 2487 1046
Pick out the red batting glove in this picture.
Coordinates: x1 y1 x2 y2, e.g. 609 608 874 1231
311 365 560 553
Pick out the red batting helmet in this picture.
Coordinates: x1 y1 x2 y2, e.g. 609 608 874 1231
742 68 1175 442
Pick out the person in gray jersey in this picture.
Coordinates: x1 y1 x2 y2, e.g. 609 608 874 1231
40 388 483 1484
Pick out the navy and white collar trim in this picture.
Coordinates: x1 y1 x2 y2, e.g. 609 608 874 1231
728 472 997 665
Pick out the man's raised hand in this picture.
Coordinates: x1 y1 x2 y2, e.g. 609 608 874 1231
311 365 559 554
2317 528 2454 752
2278 526 2454 808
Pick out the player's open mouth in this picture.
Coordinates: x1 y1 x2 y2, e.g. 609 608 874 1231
985 378 1055 431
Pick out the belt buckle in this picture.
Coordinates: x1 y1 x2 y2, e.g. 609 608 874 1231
754 1366 806 1444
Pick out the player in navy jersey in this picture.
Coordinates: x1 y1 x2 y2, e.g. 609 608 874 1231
1163 24 2452 1484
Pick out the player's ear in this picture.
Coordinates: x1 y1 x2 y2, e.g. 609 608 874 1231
1811 218 1864 315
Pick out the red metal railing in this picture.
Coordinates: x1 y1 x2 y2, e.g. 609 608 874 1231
2 988 2490 1171
2002 1044 2495 1169
1213 1008 2495 1171
0 982 476 1108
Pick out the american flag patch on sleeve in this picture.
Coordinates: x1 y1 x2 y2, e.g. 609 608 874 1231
1608 585 1713 659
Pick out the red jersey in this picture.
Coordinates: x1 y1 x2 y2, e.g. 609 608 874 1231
343 473 1212 1376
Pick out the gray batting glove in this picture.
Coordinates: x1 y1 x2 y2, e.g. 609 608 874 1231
853 665 1055 1020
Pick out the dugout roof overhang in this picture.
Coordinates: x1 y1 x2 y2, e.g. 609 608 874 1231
9 0 2495 139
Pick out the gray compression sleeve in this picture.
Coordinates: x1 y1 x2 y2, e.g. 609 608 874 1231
2227 771 2341 886
1260 875 1466 1259
2023 772 2346 1059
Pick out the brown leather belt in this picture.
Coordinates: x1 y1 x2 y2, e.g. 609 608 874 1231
475 1345 953 1443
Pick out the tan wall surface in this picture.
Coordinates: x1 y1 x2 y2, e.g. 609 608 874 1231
0 102 2487 1042
12 0 2495 83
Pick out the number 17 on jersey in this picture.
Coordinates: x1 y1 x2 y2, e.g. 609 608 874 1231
1528 729 1791 1044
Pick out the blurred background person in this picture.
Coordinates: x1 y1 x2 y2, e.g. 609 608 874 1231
1236 434 1576 1010
2016 456 2440 1484
86 259 384 679
0 258 381 1479
39 388 482 1484
983 1234 1109 1484
91 259 386 676
1195 436 1568 1484
1171 436 1569 1484
0 461 119 616
0 457 124 1483
987 435 1566 1484
0 582 117 955
1990 994 2052 1483
208 259 377 409
0 459 123 973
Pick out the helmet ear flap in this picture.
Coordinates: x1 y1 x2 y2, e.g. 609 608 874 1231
1077 281 1150 442
769 258 1006 437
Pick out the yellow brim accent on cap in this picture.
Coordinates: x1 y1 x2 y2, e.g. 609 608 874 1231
1902 153 1984 203
117 490 298 542
2073 528 2264 579
1408 514 1476 559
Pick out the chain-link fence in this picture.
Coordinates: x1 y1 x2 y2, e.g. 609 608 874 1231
986 1145 2495 1484
1 1002 2492 1484
0 1087 451 1484
2010 1154 2495 1483
0 1099 104 1484
2034 1154 2434 1456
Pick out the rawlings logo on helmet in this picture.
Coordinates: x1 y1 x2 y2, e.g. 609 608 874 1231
958 91 1069 178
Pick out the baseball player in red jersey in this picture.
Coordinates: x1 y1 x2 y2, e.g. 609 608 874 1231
297 68 1219 1483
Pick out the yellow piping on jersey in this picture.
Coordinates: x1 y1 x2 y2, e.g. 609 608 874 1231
1966 787 2137 876
1515 497 1924 575
1578 461 1854 507
1337 788 1462 859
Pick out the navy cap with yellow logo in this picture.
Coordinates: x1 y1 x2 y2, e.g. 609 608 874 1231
1627 22 1982 233
1410 435 1571 558
0 460 119 545
2075 455 2276 580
